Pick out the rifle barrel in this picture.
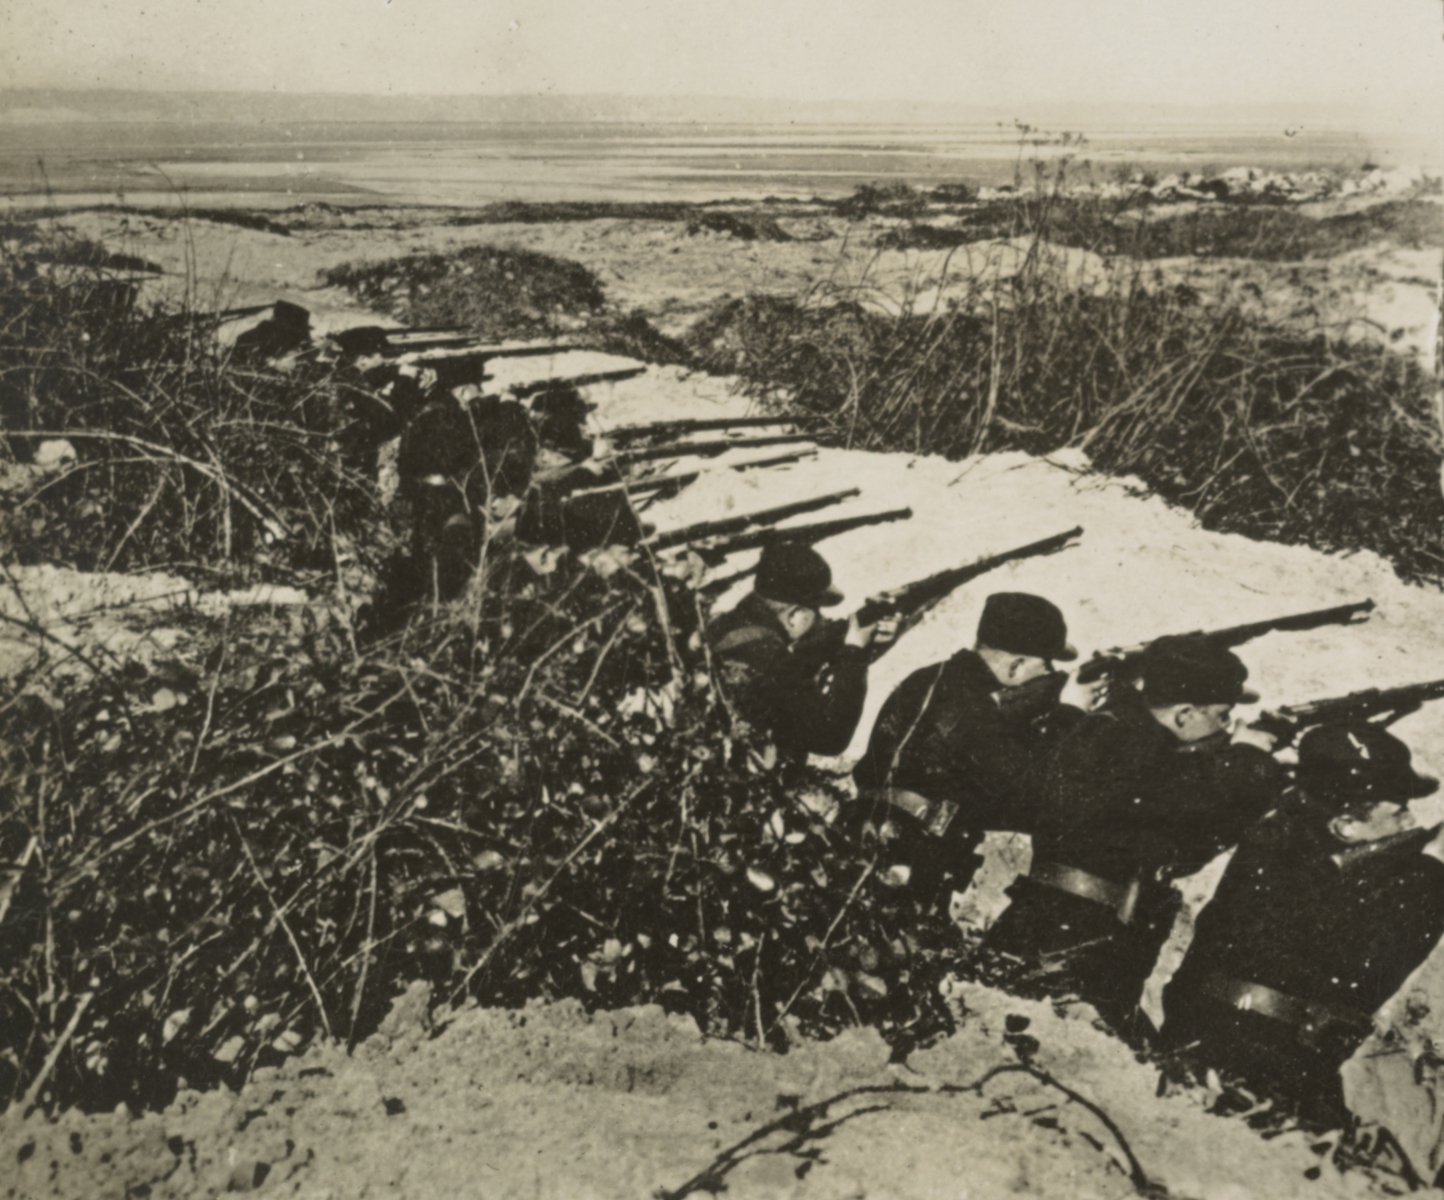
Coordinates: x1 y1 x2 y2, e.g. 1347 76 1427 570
1209 599 1376 647
605 415 821 444
1078 598 1376 685
643 488 860 550
612 433 816 465
693 506 913 563
563 448 817 503
853 525 1083 628
1273 677 1444 725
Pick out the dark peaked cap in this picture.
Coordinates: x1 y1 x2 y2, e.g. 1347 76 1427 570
976 593 1077 662
1297 722 1438 807
754 543 843 608
1138 634 1258 706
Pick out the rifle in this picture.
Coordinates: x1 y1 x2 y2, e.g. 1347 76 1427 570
608 432 817 466
790 526 1082 665
642 488 860 551
604 415 822 444
1253 677 1444 744
849 525 1082 632
693 506 914 572
564 448 818 503
326 325 479 357
1076 599 1376 686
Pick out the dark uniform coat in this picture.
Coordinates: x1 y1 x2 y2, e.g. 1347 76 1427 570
982 691 1283 1033
1163 803 1444 1123
851 649 1084 891
707 593 869 759
395 395 537 599
515 463 639 552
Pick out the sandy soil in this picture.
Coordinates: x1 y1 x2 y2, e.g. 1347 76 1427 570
0 983 1397 1200
44 200 1444 360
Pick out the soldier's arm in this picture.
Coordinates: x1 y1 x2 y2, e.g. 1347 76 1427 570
710 622 789 735
768 644 870 757
1147 743 1286 874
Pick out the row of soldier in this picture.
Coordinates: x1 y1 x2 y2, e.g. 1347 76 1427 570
706 539 1444 1128
324 329 1444 1126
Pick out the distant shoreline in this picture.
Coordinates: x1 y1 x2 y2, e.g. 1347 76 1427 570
1 116 1421 209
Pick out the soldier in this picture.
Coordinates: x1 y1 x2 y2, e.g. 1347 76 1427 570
707 542 895 759
980 634 1284 1037
851 593 1104 903
511 386 645 570
1162 722 1444 1126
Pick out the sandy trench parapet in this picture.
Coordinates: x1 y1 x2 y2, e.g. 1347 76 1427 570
0 985 1400 1200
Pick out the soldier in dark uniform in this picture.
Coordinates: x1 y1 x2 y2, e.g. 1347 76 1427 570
510 387 646 571
1162 722 1444 1127
980 634 1284 1037
707 542 894 759
396 389 537 598
851 593 1104 905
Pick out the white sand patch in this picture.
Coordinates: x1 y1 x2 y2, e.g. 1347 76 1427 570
472 349 646 393
0 564 310 682
583 364 759 431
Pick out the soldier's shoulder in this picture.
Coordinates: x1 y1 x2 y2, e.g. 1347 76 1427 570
707 601 786 659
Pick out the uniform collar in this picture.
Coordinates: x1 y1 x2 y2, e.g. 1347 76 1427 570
737 590 791 640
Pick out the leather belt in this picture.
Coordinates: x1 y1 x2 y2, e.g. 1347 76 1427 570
861 787 959 839
1197 973 1372 1036
1029 860 1141 925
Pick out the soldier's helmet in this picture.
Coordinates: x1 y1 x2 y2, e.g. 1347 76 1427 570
1137 635 1258 707
531 385 594 463
976 593 1077 662
1297 722 1438 807
754 543 844 609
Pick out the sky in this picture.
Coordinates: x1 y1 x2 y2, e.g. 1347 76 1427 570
2 0 1441 126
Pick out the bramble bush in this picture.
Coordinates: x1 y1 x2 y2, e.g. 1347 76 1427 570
1 223 382 580
0 551 955 1112
695 227 1443 584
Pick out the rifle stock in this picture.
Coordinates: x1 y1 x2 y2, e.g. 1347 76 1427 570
1077 599 1375 686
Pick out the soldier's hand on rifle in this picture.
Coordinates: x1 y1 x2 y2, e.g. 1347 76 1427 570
1060 673 1110 713
660 548 709 588
845 611 891 649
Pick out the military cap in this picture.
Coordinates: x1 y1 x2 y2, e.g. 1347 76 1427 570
1297 722 1438 807
976 593 1077 663
531 386 595 460
754 543 843 609
1138 634 1258 707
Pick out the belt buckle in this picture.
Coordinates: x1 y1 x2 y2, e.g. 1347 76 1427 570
924 799 958 839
